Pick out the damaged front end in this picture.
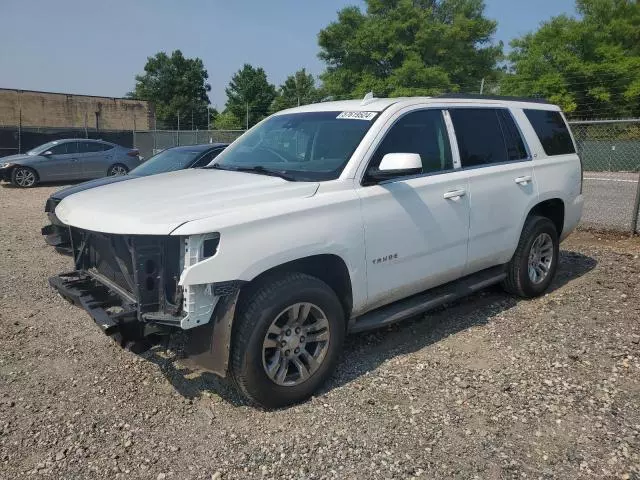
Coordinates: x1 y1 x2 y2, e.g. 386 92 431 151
49 228 241 376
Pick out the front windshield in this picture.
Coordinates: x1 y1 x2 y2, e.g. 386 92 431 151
212 111 377 181
130 148 204 176
27 140 61 155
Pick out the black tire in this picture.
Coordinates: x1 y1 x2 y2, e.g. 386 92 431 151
107 163 128 176
230 272 345 408
502 215 559 298
11 166 38 188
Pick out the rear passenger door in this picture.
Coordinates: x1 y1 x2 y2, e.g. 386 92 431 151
78 141 114 179
448 108 538 274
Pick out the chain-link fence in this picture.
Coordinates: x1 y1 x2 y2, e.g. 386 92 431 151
133 130 245 160
1 120 638 233
569 119 640 233
0 125 134 157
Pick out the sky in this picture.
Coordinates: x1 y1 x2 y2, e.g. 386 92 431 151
0 0 577 108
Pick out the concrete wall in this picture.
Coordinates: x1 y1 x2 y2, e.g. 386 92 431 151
0 89 154 130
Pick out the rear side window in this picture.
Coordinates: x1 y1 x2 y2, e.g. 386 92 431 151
497 110 528 160
524 109 575 156
367 109 453 178
449 109 507 167
79 141 103 153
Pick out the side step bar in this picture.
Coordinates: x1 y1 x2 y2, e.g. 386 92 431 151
350 265 507 333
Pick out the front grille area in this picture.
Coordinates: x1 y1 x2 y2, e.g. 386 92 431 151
88 232 135 294
70 228 181 319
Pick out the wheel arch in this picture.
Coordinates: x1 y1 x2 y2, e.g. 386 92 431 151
11 164 40 185
527 198 565 237
240 254 354 319
184 254 354 379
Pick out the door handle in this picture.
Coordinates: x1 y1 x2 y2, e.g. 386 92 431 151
443 189 466 200
515 175 532 185
71 158 78 162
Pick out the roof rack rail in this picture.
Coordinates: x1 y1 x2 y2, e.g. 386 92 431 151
435 93 552 104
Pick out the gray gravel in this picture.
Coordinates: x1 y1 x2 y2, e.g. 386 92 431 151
1 183 639 479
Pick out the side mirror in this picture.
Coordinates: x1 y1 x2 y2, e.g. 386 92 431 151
42 151 53 157
368 153 422 181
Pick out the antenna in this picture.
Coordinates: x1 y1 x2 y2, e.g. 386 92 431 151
361 91 375 105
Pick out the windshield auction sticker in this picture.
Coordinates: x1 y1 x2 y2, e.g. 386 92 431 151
336 111 377 121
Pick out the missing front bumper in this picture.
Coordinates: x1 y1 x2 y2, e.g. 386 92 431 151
49 271 171 347
50 270 243 376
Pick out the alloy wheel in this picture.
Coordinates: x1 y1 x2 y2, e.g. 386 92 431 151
528 232 553 284
15 168 36 187
262 302 331 386
110 165 127 176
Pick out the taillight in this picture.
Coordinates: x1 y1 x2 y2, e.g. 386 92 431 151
579 154 583 194
127 149 140 158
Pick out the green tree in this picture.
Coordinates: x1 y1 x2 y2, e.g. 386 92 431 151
271 69 323 112
129 50 211 128
214 110 243 130
225 64 276 128
502 0 640 118
317 0 502 99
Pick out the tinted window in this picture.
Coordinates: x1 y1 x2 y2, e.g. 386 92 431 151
100 142 114 151
49 141 78 155
497 110 528 161
78 141 104 153
450 109 507 167
524 109 575 156
367 109 452 178
192 148 224 168
130 148 206 176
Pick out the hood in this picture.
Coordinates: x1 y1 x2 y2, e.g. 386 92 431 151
55 168 319 235
1 154 40 165
51 175 138 201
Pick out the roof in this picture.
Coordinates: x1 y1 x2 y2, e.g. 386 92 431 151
276 94 559 116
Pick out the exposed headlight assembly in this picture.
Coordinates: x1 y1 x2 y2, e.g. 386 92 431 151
180 233 221 329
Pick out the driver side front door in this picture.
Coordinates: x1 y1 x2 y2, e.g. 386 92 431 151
356 108 470 310
37 141 82 181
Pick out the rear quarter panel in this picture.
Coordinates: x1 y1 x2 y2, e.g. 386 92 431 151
512 108 583 240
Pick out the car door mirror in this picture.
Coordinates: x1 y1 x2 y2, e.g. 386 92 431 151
42 150 53 157
368 153 422 181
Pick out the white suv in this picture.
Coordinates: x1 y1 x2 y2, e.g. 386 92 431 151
50 94 583 408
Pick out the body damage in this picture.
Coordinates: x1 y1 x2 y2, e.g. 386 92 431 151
49 97 583 380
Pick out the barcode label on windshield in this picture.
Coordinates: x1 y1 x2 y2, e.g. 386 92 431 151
336 111 377 121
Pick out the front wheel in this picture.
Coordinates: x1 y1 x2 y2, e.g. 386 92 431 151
230 272 345 408
11 166 38 188
502 215 559 298
107 163 128 176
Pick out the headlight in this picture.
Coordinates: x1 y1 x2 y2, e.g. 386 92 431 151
184 233 220 268
0 162 15 169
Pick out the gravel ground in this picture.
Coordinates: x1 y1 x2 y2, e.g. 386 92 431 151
1 183 639 480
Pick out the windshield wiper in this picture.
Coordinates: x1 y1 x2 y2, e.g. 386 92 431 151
204 164 295 181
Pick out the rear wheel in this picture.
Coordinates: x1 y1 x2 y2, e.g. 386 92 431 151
230 272 345 408
107 163 128 176
11 166 38 188
502 215 559 298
